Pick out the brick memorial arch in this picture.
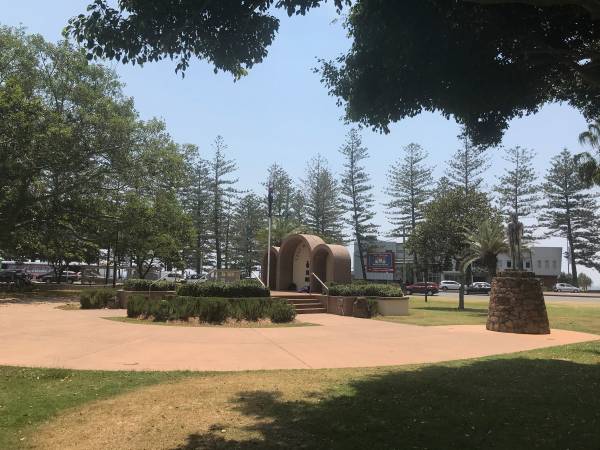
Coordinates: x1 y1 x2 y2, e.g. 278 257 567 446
262 234 351 292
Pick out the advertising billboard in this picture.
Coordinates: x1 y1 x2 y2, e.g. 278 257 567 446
367 251 395 273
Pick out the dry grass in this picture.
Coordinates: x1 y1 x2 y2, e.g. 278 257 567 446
27 341 600 450
29 370 336 450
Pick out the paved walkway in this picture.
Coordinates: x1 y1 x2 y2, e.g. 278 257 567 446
0 302 597 371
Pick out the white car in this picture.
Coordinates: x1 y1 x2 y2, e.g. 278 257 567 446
553 283 580 293
439 280 462 291
159 272 183 282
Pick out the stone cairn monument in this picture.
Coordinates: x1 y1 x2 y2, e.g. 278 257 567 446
486 214 550 334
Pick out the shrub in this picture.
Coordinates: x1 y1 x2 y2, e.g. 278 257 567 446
153 299 172 321
127 295 146 317
80 289 116 309
123 278 177 292
269 300 296 323
126 296 288 324
327 283 403 297
228 298 271 321
176 280 269 298
197 298 230 324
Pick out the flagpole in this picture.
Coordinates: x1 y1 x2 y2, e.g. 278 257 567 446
266 181 273 289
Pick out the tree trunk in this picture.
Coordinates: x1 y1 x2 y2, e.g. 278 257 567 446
458 274 465 311
356 235 367 280
105 244 111 285
112 232 118 288
567 231 578 285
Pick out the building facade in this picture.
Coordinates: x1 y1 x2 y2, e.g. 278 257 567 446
496 247 562 288
353 241 562 287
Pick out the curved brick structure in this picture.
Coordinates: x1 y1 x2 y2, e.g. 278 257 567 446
263 234 351 292
310 243 351 293
487 271 550 335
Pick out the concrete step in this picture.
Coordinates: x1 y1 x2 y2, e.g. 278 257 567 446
295 307 327 314
287 298 321 305
293 302 325 309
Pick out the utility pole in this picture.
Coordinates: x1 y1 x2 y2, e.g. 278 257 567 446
402 225 407 284
266 180 274 290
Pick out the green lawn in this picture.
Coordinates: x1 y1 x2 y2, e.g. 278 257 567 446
0 367 191 449
1 296 599 449
378 295 600 334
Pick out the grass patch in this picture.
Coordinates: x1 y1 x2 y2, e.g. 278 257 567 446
0 366 191 449
13 340 600 450
104 316 317 328
377 296 600 334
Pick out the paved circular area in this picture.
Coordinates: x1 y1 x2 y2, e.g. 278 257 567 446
0 302 597 371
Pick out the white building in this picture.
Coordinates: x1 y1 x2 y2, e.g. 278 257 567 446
496 247 562 287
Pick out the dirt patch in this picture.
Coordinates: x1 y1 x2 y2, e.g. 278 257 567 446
28 370 349 450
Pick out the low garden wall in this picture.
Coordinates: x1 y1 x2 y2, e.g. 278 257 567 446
324 283 409 317
324 295 409 317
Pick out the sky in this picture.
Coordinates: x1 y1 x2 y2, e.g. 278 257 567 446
3 1 599 286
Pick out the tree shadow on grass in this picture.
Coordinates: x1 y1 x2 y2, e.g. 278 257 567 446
173 356 600 450
414 306 488 316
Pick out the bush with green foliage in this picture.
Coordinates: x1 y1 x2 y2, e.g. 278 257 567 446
123 279 177 292
79 289 116 309
176 280 269 298
269 300 296 323
125 296 293 324
327 283 404 297
229 298 272 321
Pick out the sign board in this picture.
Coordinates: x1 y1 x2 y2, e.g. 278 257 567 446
367 252 395 273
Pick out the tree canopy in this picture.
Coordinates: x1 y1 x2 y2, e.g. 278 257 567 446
68 0 600 146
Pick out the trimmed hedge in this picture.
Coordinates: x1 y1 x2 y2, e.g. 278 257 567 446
80 289 116 309
126 296 294 324
176 280 269 298
327 282 404 297
123 279 177 292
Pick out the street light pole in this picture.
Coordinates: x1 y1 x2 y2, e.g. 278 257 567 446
402 225 407 284
266 180 273 290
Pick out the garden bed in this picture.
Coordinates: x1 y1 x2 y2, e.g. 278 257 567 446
324 283 409 317
104 316 315 328
126 295 296 324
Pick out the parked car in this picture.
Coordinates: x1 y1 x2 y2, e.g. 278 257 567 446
465 282 492 295
553 283 580 293
405 282 439 295
38 271 80 283
439 280 461 291
159 272 184 282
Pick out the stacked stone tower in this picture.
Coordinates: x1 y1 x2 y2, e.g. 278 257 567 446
487 270 550 335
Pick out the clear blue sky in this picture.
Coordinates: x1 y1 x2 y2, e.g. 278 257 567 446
3 1 598 285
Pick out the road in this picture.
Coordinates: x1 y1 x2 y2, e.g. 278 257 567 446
433 290 600 304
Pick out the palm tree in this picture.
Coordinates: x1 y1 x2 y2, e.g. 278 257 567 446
577 121 600 187
462 219 508 281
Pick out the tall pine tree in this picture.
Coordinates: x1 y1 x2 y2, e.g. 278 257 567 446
208 136 238 269
264 164 305 245
339 129 378 279
302 154 345 243
494 146 540 241
231 193 266 277
447 130 490 196
539 149 599 285
385 143 432 237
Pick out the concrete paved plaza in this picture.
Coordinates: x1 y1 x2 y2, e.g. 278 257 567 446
0 301 597 371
